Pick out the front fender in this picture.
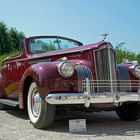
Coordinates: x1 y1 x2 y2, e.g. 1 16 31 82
117 65 134 92
19 60 93 109
19 61 60 97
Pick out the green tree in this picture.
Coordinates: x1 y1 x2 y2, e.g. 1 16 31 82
0 21 9 54
115 42 137 64
8 28 25 51
0 21 25 55
136 53 140 63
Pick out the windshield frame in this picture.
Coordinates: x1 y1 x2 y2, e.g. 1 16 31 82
27 36 83 54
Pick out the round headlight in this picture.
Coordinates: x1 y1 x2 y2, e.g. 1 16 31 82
57 62 74 78
134 65 140 78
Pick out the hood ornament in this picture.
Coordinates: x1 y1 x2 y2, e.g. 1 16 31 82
100 33 109 41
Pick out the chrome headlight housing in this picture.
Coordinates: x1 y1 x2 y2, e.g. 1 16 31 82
57 61 74 78
134 65 140 78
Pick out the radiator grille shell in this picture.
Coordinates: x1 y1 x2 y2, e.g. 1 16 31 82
94 45 117 92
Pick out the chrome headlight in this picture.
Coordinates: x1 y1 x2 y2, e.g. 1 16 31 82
57 62 74 78
134 65 140 78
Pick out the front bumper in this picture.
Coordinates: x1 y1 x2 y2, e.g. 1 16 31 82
45 92 140 108
45 78 140 108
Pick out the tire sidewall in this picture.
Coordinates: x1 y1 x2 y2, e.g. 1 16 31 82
27 82 56 129
27 82 41 124
116 102 140 121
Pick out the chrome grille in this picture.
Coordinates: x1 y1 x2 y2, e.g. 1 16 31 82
75 65 94 92
82 79 138 93
94 46 117 92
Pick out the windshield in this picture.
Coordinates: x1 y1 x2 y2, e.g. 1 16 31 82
28 37 82 53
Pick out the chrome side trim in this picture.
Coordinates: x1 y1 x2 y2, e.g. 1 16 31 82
0 99 19 107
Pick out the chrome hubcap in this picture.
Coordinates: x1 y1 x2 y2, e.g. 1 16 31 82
31 88 41 117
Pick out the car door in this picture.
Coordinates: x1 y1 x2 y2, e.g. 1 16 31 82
0 59 19 99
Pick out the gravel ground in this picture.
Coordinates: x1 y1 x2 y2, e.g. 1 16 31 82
0 107 140 140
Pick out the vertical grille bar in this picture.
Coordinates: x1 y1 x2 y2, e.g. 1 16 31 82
94 45 117 92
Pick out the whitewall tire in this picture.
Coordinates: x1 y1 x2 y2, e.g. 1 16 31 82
27 82 56 129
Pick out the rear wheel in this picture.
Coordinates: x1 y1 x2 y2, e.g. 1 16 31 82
27 82 56 129
116 102 140 121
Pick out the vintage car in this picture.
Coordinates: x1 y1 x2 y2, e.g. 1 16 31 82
0 35 140 129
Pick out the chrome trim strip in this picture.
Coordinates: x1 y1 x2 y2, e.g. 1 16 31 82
29 59 49 65
0 99 19 107
84 78 91 107
108 48 113 92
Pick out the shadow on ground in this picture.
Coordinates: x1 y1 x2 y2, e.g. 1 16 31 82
1 106 140 137
49 110 140 137
0 104 29 120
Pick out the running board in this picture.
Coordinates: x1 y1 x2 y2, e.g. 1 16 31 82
0 99 19 107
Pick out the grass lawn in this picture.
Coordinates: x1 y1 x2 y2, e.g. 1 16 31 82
0 52 18 64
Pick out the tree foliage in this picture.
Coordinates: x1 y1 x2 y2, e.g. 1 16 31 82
114 42 140 64
0 22 9 54
8 28 25 52
0 21 25 55
0 21 140 64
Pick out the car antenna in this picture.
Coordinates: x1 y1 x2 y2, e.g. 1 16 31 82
100 33 109 41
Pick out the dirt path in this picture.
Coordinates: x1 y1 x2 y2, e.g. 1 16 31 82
0 108 140 140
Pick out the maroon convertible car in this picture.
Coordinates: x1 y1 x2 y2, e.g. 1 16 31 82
0 35 140 129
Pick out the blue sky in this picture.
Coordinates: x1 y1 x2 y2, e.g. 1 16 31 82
0 0 140 52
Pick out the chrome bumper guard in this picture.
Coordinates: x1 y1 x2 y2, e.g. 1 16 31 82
45 78 140 108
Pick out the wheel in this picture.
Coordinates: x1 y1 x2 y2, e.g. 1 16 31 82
116 102 140 121
27 82 56 129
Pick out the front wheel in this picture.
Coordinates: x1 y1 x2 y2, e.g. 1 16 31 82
27 82 56 129
116 102 140 121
